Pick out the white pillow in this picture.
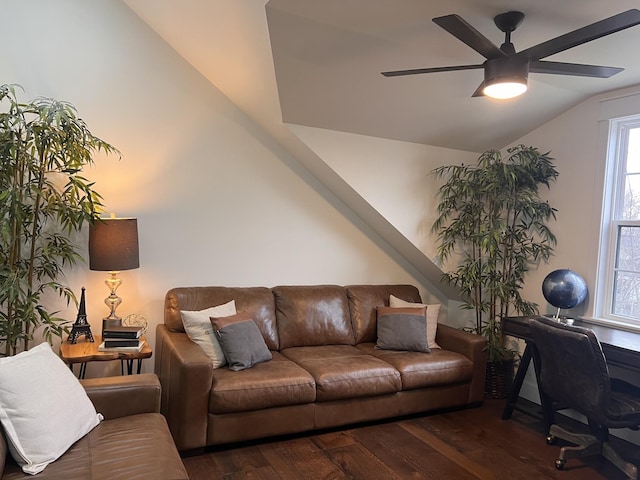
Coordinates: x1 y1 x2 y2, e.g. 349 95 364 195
0 342 103 475
180 300 236 368
389 294 441 349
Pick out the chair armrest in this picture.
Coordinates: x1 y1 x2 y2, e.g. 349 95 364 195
436 324 488 404
155 324 213 451
80 373 161 420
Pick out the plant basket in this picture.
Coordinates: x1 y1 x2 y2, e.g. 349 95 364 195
485 359 514 399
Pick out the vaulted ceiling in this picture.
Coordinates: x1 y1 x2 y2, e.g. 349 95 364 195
125 0 640 153
122 0 640 299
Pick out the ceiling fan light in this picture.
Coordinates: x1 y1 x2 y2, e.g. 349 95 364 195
483 78 527 99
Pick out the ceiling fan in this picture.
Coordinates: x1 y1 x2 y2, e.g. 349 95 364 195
382 9 640 99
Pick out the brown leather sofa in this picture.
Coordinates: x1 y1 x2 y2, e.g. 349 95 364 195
156 284 487 452
0 374 188 480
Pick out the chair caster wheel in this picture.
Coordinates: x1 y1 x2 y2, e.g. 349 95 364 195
546 435 556 445
555 459 565 470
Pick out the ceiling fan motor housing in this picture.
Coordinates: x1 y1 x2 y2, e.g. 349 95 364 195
484 56 529 85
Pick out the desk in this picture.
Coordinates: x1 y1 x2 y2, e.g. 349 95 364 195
59 335 153 379
501 316 640 426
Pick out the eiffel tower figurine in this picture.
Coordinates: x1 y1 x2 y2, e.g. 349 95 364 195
68 287 94 344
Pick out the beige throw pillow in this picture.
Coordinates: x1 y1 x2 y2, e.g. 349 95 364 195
180 300 237 367
389 294 441 349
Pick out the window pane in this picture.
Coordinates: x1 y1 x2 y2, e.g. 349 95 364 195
627 128 640 173
616 226 640 270
622 173 640 220
612 270 640 317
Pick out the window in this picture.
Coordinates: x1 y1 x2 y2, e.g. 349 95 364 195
599 116 640 325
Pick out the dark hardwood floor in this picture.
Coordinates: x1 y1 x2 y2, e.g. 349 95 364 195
182 399 639 479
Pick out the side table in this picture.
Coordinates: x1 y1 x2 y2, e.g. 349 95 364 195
59 335 153 379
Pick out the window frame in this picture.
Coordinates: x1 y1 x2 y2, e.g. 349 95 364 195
597 115 640 327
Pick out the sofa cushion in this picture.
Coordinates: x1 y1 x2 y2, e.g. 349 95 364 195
0 343 103 475
274 285 354 348
346 285 422 344
357 343 474 390
211 312 272 371
281 345 401 401
376 306 430 353
209 352 316 413
389 294 441 349
2 413 188 480
165 286 279 350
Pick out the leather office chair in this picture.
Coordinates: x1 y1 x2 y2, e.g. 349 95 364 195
530 316 640 479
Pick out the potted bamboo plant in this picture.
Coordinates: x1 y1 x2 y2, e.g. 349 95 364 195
431 145 558 397
0 84 119 356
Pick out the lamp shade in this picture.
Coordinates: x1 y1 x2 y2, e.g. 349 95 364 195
89 218 139 271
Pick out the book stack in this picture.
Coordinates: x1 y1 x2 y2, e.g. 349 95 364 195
98 325 144 352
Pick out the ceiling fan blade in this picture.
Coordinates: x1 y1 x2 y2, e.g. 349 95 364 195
530 60 623 78
381 64 483 77
471 82 486 97
521 9 640 60
433 14 506 60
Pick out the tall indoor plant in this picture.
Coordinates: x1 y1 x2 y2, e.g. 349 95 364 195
0 84 119 355
431 145 558 385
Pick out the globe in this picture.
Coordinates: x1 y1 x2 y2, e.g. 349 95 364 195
541 269 588 310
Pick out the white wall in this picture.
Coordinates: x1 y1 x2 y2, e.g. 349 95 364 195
288 125 478 328
288 125 478 260
515 84 640 319
512 85 640 445
0 0 428 376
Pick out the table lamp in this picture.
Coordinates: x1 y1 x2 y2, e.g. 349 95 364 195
89 216 139 331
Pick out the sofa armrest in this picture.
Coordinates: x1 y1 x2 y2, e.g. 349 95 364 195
436 324 488 404
80 373 161 420
155 324 214 451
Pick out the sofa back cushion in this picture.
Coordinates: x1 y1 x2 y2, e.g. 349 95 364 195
164 286 279 350
346 285 422 344
273 285 354 349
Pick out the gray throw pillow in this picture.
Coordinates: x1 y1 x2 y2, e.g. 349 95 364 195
210 312 272 371
376 306 430 353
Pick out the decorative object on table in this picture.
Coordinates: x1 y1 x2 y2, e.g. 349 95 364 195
100 325 143 350
89 215 139 331
68 287 94 344
542 269 588 320
123 313 148 336
0 84 119 356
432 145 558 398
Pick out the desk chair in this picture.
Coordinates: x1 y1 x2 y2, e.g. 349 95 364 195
530 316 640 479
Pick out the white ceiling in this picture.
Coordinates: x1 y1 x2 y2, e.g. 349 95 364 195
125 0 640 153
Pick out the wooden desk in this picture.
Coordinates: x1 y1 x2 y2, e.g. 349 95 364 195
59 335 152 379
501 316 640 426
